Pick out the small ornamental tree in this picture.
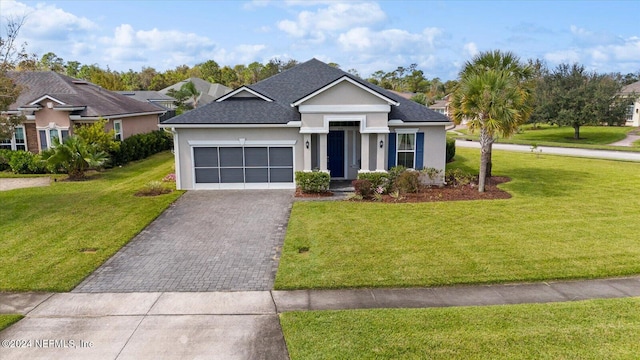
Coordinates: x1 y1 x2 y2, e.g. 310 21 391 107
73 118 120 153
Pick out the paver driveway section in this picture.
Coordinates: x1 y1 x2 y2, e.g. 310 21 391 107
74 190 293 292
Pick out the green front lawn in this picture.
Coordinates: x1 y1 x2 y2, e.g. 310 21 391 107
453 125 639 150
280 297 640 359
275 148 640 289
0 152 182 292
0 315 23 331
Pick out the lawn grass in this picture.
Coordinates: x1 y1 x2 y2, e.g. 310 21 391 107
0 315 23 331
0 152 182 292
453 124 640 151
280 297 640 359
275 147 640 289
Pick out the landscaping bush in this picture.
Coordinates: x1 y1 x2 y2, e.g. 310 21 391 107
0 149 12 171
295 170 330 193
109 130 173 166
445 168 475 187
357 171 391 193
8 151 47 174
396 170 420 193
446 138 456 163
352 179 374 198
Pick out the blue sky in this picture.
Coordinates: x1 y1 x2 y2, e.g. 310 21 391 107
2 0 639 80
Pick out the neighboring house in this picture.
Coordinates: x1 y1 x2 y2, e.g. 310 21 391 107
116 90 177 122
159 78 232 108
160 59 451 190
429 95 449 117
621 81 640 127
2 71 166 152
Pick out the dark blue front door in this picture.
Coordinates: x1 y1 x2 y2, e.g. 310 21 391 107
327 130 344 178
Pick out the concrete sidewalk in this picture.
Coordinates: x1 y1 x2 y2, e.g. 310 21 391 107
2 276 640 359
456 139 640 162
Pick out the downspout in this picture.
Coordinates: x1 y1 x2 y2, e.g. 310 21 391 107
170 127 182 190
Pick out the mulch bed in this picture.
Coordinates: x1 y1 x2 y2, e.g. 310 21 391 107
380 176 511 203
295 177 512 203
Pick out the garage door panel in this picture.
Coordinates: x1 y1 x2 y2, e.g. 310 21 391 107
245 148 268 166
195 168 219 183
269 148 293 166
270 168 293 183
220 168 244 183
245 168 269 183
194 147 218 167
220 147 244 167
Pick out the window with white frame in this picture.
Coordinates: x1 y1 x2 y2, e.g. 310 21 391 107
38 127 69 150
396 132 416 169
113 120 123 141
0 125 26 151
626 104 635 122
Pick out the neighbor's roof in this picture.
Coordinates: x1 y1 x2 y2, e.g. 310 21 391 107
116 90 176 110
621 80 640 95
7 71 164 117
159 77 232 105
162 58 450 125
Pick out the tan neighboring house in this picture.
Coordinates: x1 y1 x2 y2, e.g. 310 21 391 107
160 59 451 190
621 80 640 127
2 71 165 152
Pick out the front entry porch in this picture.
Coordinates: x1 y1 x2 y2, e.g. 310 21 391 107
303 126 387 180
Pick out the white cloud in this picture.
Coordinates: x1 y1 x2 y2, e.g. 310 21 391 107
544 49 581 64
338 27 442 53
95 24 219 70
277 2 386 42
463 42 479 57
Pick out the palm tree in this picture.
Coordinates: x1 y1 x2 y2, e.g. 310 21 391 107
42 136 108 180
180 81 201 108
450 50 533 192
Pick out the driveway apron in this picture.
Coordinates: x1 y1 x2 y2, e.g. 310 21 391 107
73 190 294 293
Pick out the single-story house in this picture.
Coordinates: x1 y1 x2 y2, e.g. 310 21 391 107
2 71 166 152
160 59 451 190
621 80 640 127
116 90 177 122
159 77 232 108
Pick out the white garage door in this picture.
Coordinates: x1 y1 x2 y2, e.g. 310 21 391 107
193 146 294 189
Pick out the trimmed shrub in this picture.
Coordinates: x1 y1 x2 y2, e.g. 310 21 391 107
446 138 456 163
396 170 420 193
357 171 391 193
0 149 12 171
295 170 330 193
8 150 47 174
445 168 475 187
352 179 373 198
110 130 173 166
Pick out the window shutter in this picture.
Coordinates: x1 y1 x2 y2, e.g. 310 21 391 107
387 133 396 169
416 132 424 170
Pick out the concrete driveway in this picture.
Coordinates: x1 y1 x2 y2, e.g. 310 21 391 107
74 190 294 292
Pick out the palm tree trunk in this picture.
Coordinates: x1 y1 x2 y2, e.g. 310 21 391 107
478 127 491 192
486 142 493 177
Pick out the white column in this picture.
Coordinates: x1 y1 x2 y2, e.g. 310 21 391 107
376 133 386 171
319 133 328 171
303 133 312 171
360 132 370 172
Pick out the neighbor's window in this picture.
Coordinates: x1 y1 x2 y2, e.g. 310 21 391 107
1 126 26 151
627 104 635 122
38 127 69 150
396 133 415 169
114 120 123 141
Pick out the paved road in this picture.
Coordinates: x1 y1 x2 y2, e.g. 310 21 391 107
74 190 294 292
456 140 640 162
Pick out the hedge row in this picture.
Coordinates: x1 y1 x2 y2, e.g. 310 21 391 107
109 130 173 166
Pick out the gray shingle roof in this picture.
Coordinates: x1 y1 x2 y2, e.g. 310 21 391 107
162 59 449 125
7 71 164 117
